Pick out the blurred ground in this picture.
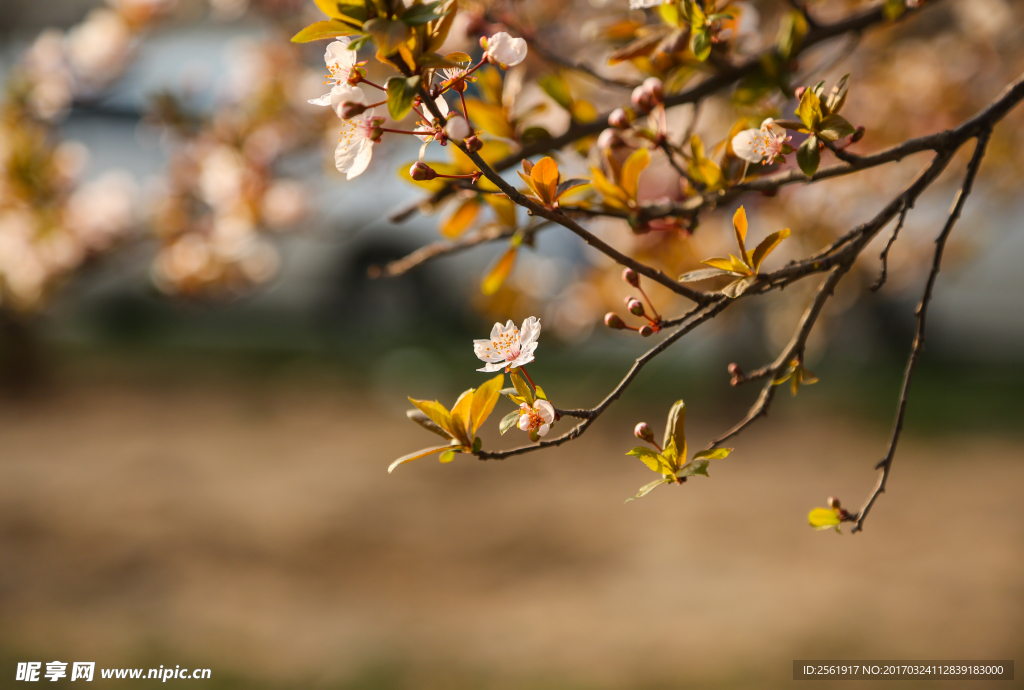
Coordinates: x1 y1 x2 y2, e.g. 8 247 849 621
1 363 1021 689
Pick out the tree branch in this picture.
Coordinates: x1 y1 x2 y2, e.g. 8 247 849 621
851 128 992 534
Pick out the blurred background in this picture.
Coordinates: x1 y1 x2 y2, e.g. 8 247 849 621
1 0 1022 687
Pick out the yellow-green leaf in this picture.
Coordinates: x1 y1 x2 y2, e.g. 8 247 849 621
406 409 452 440
439 449 456 463
470 373 504 435
291 20 360 43
499 410 520 435
626 446 671 474
510 368 534 405
462 99 514 139
796 87 823 131
590 167 630 209
663 399 686 458
484 194 517 228
388 444 453 473
808 507 842 531
538 73 574 111
751 228 790 272
408 398 453 436
692 447 732 461
701 257 739 273
533 384 547 401
441 198 481 238
620 148 649 200
449 389 474 445
626 477 671 502
481 246 517 296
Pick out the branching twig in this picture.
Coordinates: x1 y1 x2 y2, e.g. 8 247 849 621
870 200 910 292
851 129 992 534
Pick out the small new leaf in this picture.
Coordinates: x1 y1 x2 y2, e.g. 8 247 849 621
797 135 820 176
626 478 672 502
386 75 421 120
808 507 842 532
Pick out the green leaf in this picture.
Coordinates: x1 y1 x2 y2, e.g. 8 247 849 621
826 74 850 114
400 1 448 26
291 20 360 43
499 410 521 435
883 0 906 21
406 409 452 440
775 10 808 60
510 368 535 406
538 74 574 111
663 400 686 457
679 267 734 283
626 446 670 474
385 75 420 120
817 114 856 142
626 478 671 502
365 17 412 55
796 87 822 131
662 437 680 471
808 507 842 531
439 449 456 463
533 384 548 401
470 373 504 435
691 29 712 61
676 458 710 478
751 228 791 273
692 447 732 461
797 135 820 176
388 444 453 473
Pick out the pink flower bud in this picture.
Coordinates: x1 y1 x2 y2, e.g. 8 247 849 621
464 134 484 153
634 422 654 442
631 85 653 113
339 101 367 119
608 108 631 130
638 325 654 337
794 86 807 99
409 162 438 181
642 77 664 104
604 312 626 330
622 268 639 287
627 299 645 317
727 362 742 376
597 128 625 150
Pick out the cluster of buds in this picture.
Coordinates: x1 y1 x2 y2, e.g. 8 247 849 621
630 78 664 114
727 362 744 386
604 268 663 337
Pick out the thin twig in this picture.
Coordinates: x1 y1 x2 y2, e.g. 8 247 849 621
851 129 992 534
870 200 910 292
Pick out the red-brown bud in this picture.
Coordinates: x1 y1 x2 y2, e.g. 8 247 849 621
638 325 654 337
622 267 640 287
794 86 807 99
604 312 626 329
627 298 645 316
409 161 438 181
464 134 484 153
828 496 841 510
339 101 367 119
608 108 631 130
851 126 866 143
727 362 742 376
634 422 654 442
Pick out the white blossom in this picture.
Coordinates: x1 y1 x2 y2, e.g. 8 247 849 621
732 118 791 165
473 316 541 372
308 39 357 109
484 32 528 68
332 86 376 180
415 96 450 142
518 399 555 437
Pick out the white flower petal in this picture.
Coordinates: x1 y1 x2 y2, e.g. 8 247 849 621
308 93 332 106
537 423 550 437
476 361 505 373
345 140 374 180
325 39 355 70
518 415 531 431
486 32 528 67
731 129 761 163
535 399 555 424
